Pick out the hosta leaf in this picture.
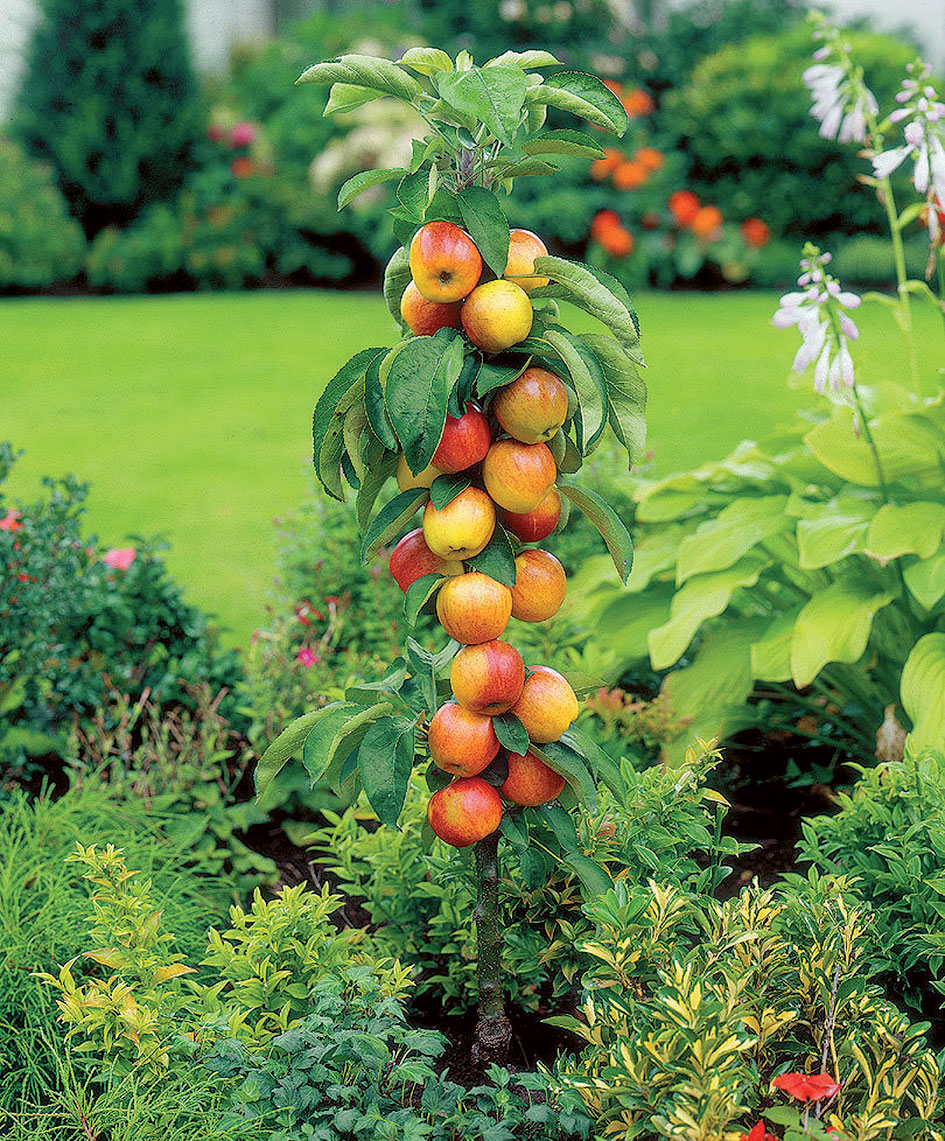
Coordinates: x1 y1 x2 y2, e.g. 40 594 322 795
337 167 406 209
464 524 517 587
865 501 945 562
435 66 528 146
675 495 789 584
901 633 945 749
299 54 423 104
458 186 510 277
797 505 872 569
398 47 453 75
522 129 605 158
526 71 629 136
904 550 945 610
404 572 444 626
790 575 896 688
749 607 803 683
383 246 411 328
804 407 945 485
529 257 640 359
356 715 417 828
361 488 428 563
559 483 633 583
385 329 464 474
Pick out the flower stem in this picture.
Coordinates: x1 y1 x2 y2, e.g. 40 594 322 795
472 830 512 1066
878 179 920 388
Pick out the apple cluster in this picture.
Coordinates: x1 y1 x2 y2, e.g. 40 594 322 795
388 221 581 850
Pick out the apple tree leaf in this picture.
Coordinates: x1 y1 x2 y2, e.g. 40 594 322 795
398 47 453 75
298 54 423 104
493 712 529 755
312 347 387 499
525 71 629 136
383 245 411 328
356 715 417 828
435 66 528 146
541 327 607 453
522 129 605 158
404 572 445 626
337 167 406 210
430 473 472 511
385 329 464 475
580 333 647 467
458 186 510 277
255 706 339 800
361 488 429 563
559 483 633 583
465 524 517 587
486 49 562 69
529 257 640 359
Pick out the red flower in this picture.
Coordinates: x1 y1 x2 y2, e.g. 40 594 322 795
230 156 255 178
0 509 22 532
668 189 700 226
690 204 723 241
230 121 258 147
590 209 621 240
741 217 771 249
103 547 136 571
623 88 654 117
772 1072 840 1102
740 1123 778 1141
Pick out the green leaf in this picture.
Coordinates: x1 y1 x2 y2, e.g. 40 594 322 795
342 400 370 484
559 726 626 800
579 334 647 467
355 447 397 534
435 66 528 146
383 246 411 328
676 495 789 583
500 813 529 846
804 407 945 485
531 741 597 809
529 257 640 359
424 188 465 225
796 502 872 569
559 483 633 584
404 572 445 626
486 49 562 69
346 659 408 704
312 348 386 498
361 488 429 563
648 555 768 671
337 167 406 209
494 158 562 180
478 752 510 787
385 329 464 474
301 703 368 785
364 354 398 451
538 803 611 895
356 715 417 828
749 607 803 683
542 328 607 452
556 670 605 699
405 638 439 716
522 129 605 158
457 186 510 277
430 473 472 511
255 707 335 799
448 354 480 418
902 633 945 751
526 71 629 136
298 55 423 104
475 357 531 398
399 47 453 75
865 501 945 562
493 712 529 755
790 576 896 688
465 524 517 587
396 168 431 222
904 550 945 610
324 84 385 116
320 703 396 796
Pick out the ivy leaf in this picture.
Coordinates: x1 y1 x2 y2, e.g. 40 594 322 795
458 187 510 277
559 483 633 583
356 715 417 829
465 525 517 587
385 329 464 475
522 129 605 159
435 66 528 146
298 54 423 104
526 71 629 136
430 473 472 511
361 488 428 563
404 572 445 626
493 712 529 755
337 167 406 209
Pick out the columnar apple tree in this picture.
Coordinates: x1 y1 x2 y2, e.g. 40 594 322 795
257 46 647 1064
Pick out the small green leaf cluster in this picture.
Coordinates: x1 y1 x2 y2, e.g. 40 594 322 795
552 874 944 1140
207 965 592 1141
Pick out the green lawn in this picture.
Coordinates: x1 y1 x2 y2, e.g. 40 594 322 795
3 289 941 648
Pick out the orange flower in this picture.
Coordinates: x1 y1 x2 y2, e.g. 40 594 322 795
0 509 22 532
690 204 723 240
603 79 624 99
667 189 700 226
613 160 648 190
590 147 623 181
772 1072 840 1102
230 156 255 178
740 217 770 249
598 225 634 257
634 146 664 172
590 209 621 239
623 88 654 117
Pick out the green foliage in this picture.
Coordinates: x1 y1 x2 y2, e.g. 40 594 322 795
666 24 917 238
207 965 592 1140
0 446 243 781
12 0 200 236
792 746 945 1017
0 137 86 289
553 875 944 1139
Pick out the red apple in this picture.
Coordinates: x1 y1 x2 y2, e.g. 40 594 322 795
481 439 557 513
499 487 562 543
388 528 463 593
503 228 550 292
500 749 565 806
400 280 463 335
436 571 512 644
432 403 492 473
409 221 482 303
510 665 579 743
510 549 566 623
428 702 500 777
422 487 496 560
492 367 569 445
450 639 525 715
427 777 502 848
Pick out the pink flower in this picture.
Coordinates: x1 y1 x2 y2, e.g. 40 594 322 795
230 121 258 147
103 547 136 571
0 509 22 532
296 647 321 668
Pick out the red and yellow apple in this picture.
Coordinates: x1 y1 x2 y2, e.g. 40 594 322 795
409 221 482 303
510 549 566 623
503 228 550 292
432 403 491 474
388 528 463 593
481 439 557 513
492 367 569 445
427 702 500 777
397 452 444 492
422 487 496 560
500 749 565 806
499 487 561 543
427 776 502 848
436 571 512 644
450 639 525 715
461 280 533 354
400 280 463 335
510 665 579 743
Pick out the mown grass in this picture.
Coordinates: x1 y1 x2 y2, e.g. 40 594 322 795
3 289 941 647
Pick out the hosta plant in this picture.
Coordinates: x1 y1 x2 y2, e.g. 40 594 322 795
256 43 647 1062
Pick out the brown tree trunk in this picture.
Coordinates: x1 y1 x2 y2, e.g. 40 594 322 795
472 830 512 1066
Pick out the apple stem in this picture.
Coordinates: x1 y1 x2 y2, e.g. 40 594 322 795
472 829 512 1066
